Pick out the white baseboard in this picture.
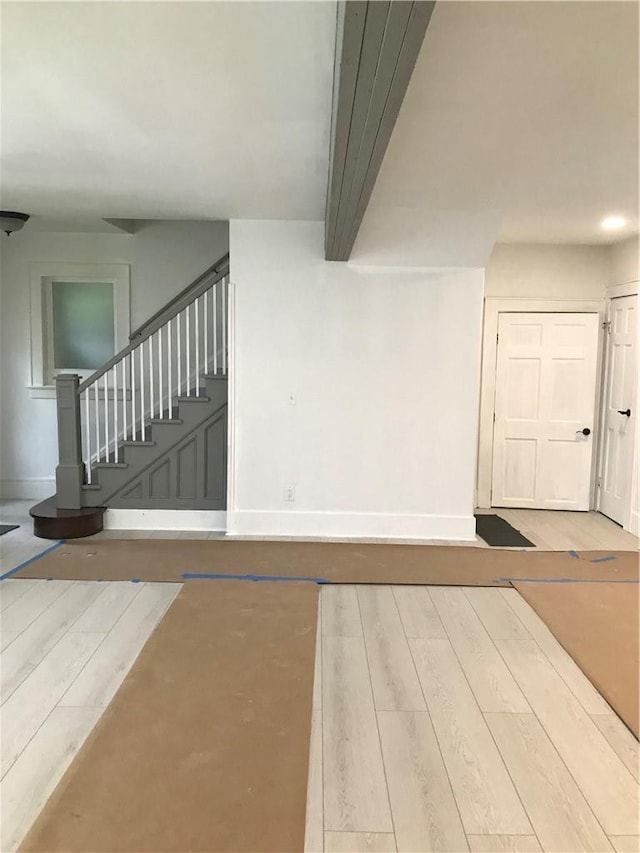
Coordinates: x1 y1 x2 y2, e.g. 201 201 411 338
627 510 639 537
226 510 476 542
0 478 55 500
104 509 227 531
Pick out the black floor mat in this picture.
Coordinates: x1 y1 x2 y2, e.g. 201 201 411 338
0 524 19 536
474 514 534 547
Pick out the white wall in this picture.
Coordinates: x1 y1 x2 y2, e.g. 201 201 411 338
609 235 639 285
0 220 228 498
229 220 484 540
485 243 609 299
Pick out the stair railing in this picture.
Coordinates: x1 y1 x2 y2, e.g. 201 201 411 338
54 255 229 509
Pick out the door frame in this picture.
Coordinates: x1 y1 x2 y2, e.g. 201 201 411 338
597 281 639 533
476 297 605 509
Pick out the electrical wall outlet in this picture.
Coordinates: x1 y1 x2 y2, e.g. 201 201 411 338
284 484 296 502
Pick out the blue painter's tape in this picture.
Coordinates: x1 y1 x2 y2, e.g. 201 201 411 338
182 572 331 584
497 577 639 584
590 555 616 563
568 550 579 558
0 539 67 581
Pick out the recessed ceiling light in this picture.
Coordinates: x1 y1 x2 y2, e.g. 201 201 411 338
601 215 627 231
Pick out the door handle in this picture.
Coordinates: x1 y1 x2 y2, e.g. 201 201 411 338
617 409 631 417
576 428 591 436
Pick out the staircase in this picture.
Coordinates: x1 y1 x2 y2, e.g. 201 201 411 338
32 254 230 538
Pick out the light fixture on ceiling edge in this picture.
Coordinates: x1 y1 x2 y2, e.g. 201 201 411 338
0 211 30 236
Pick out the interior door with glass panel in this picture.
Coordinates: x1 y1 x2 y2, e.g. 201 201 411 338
599 294 637 526
492 312 599 510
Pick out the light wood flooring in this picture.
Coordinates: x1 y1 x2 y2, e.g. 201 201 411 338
474 509 638 552
305 584 640 853
0 502 63 579
1 501 638 852
0 577 181 851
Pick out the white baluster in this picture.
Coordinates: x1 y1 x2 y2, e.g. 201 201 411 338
131 350 137 440
213 282 218 376
158 326 164 419
195 296 200 394
203 290 208 377
222 276 227 375
140 342 145 440
121 358 127 448
94 382 100 463
113 365 118 462
148 336 154 419
84 389 91 484
103 373 109 462
167 319 173 413
186 303 191 395
177 312 182 397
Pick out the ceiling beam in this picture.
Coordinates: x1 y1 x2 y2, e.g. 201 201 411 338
324 0 435 261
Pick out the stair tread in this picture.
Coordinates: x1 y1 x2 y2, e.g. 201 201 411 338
94 462 128 469
150 417 183 425
177 395 210 403
204 373 228 380
122 440 156 447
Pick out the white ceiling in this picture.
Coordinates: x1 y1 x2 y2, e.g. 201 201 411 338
353 1 639 266
1 1 336 221
3 1 637 259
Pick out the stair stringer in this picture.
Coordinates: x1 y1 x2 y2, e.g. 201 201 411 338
100 404 227 509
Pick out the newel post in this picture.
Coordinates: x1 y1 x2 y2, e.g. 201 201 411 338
55 374 84 509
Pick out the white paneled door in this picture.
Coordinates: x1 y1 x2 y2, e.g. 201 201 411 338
599 295 638 526
492 313 599 510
